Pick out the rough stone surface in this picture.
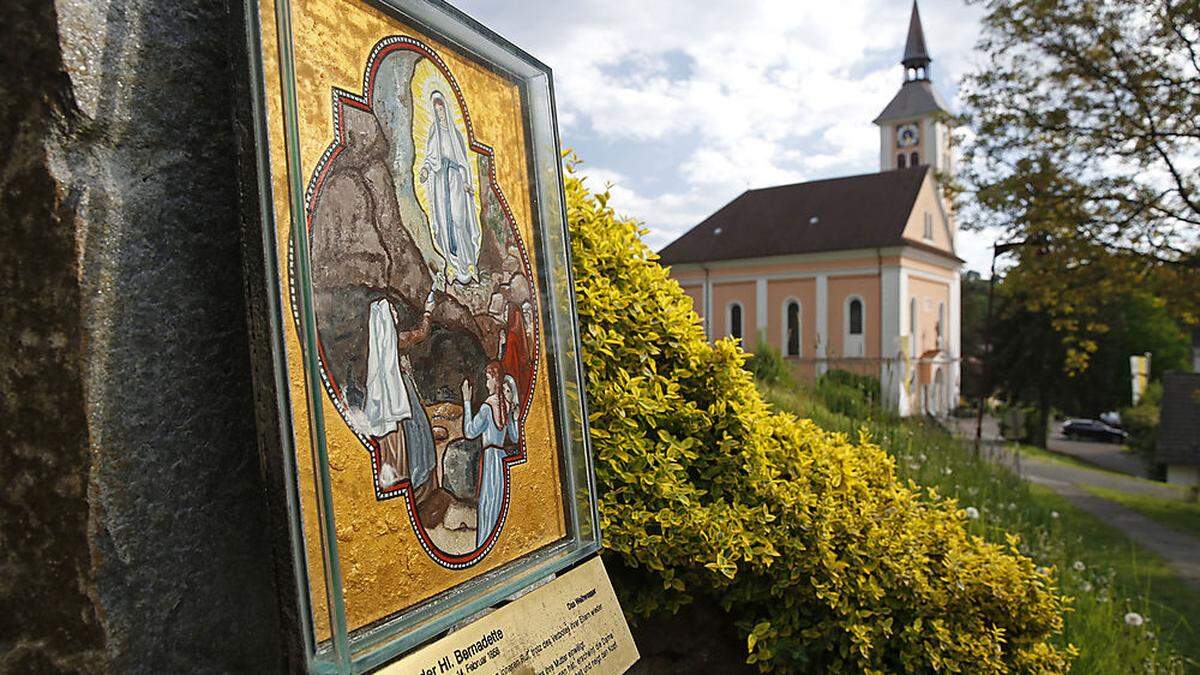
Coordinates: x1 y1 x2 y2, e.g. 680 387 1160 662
2 0 285 671
1 2 105 672
442 437 482 499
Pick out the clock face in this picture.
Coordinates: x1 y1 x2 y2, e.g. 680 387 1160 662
897 123 919 148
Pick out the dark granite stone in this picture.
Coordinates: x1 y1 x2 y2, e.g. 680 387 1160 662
0 2 104 672
2 0 285 671
626 596 756 675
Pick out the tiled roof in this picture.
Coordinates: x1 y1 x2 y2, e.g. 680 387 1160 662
874 80 952 124
658 166 959 265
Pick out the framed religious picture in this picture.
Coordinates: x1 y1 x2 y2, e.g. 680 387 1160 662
236 0 601 671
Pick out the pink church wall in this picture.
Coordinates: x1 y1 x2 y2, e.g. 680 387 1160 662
828 275 881 359
711 281 756 344
766 278 816 357
908 276 950 355
681 285 704 321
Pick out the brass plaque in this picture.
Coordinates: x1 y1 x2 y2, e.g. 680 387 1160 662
377 557 637 675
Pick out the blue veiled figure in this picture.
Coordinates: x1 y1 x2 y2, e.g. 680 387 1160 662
461 364 519 548
419 90 480 285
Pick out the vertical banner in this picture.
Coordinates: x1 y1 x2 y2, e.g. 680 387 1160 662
1130 353 1151 405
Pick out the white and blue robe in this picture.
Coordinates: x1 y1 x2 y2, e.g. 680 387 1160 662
421 101 480 285
365 299 412 438
364 299 435 490
462 382 519 548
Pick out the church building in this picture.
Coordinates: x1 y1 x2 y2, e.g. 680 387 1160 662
659 2 962 416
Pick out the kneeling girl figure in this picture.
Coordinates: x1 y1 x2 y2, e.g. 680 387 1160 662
461 362 520 548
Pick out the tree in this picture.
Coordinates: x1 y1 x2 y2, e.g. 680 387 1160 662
959 0 1200 374
989 260 1191 446
959 271 990 400
962 0 1200 264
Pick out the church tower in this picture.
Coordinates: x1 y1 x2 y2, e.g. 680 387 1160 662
874 1 954 176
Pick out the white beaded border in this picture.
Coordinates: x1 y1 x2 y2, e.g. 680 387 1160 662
286 35 545 569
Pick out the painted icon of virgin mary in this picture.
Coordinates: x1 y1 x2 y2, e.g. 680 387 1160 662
419 91 481 285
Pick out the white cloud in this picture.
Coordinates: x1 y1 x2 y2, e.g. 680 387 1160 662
458 0 991 269
575 166 720 249
956 227 1005 278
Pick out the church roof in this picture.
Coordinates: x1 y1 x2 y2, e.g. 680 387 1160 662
873 80 952 124
902 1 931 66
659 166 959 265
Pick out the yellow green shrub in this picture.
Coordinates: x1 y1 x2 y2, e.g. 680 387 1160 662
566 163 1073 673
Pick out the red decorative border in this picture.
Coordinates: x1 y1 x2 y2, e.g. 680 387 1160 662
289 35 542 569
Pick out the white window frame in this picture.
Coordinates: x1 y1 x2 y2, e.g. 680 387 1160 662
726 301 744 342
923 212 933 241
844 295 866 358
781 298 802 357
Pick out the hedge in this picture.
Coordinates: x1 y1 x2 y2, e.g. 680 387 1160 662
566 162 1073 673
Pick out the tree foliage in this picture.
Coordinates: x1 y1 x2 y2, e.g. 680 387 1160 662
987 265 1189 446
960 0 1200 375
962 0 1200 262
566 162 1073 672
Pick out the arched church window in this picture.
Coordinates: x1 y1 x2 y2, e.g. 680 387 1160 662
910 151 919 166
849 299 863 335
897 153 907 169
728 302 743 342
845 296 865 357
785 300 801 357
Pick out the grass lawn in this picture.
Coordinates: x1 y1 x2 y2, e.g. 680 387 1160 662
762 379 1200 674
1083 485 1200 541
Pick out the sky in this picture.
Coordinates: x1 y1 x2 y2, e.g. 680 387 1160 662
455 0 997 273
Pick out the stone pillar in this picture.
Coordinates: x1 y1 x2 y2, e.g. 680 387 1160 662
949 269 962 413
879 265 902 414
755 278 767 346
1 0 285 671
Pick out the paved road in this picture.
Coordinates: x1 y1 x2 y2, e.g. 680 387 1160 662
1047 420 1149 478
951 417 1182 500
1046 483 1200 592
951 416 1200 590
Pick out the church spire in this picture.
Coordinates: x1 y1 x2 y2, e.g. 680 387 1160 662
901 1 931 81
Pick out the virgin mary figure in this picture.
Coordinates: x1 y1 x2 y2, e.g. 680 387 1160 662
419 91 481 285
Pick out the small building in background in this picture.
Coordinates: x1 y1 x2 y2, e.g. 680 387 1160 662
1157 372 1200 487
658 1 962 416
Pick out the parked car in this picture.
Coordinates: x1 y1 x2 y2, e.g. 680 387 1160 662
1062 419 1130 443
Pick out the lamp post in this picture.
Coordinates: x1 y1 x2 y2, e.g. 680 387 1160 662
974 240 1024 455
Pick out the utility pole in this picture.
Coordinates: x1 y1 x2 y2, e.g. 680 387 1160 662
974 241 1023 454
